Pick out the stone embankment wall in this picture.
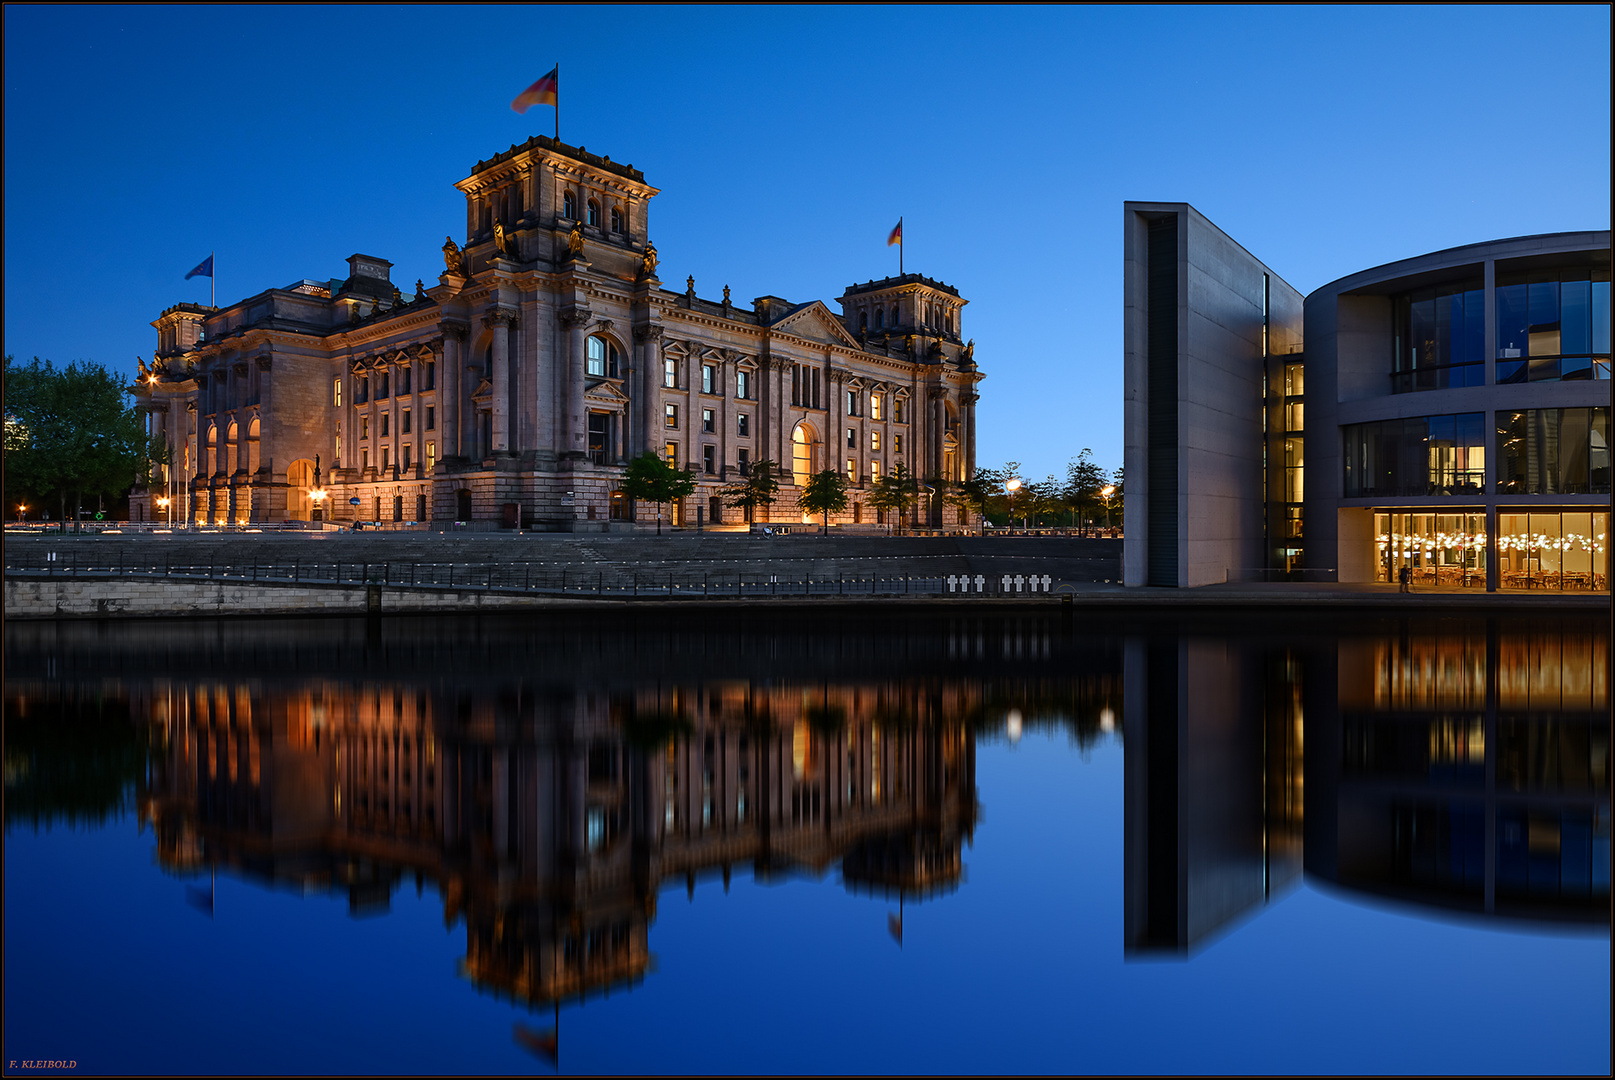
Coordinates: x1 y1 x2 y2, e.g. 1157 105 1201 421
3 578 594 618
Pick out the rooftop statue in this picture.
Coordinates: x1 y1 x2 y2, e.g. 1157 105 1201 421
640 242 658 279
493 221 509 257
442 236 463 273
568 222 585 258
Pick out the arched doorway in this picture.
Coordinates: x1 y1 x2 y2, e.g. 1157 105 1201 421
286 459 315 520
792 422 818 483
456 488 473 522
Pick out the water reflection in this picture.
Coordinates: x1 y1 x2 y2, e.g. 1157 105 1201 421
3 610 1607 1015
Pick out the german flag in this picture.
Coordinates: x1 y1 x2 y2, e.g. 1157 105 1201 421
512 66 558 114
887 219 903 246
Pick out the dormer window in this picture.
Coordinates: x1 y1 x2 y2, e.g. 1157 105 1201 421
587 199 600 227
610 206 624 232
563 191 577 219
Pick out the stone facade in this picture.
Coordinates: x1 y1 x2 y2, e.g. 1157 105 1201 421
132 137 984 530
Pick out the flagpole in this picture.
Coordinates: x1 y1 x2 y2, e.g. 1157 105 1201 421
899 219 904 276
555 63 559 143
211 251 215 309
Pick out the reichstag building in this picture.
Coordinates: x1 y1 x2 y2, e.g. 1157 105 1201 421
133 136 983 530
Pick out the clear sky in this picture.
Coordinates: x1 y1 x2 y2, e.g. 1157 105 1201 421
4 4 1609 482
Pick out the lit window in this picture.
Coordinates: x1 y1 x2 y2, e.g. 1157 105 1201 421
846 458 857 482
334 378 342 407
665 403 679 428
894 433 903 454
426 441 436 472
871 460 881 483
663 358 678 388
870 431 880 451
870 393 882 420
737 413 749 437
665 442 678 468
335 436 341 466
360 416 370 439
895 400 905 424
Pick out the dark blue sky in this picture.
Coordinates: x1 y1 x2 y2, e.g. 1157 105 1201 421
4 5 1609 480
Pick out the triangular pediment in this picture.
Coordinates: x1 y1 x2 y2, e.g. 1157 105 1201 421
771 301 862 349
584 379 629 405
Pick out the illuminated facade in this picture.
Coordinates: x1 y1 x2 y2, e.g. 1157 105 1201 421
1125 209 1609 591
130 136 983 530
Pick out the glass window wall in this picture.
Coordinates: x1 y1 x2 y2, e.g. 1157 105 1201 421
1374 511 1488 587
1496 407 1610 495
1392 284 1484 392
1495 267 1611 384
1344 413 1485 497
1497 510 1610 591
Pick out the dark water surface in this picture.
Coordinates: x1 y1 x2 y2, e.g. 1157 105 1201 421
3 609 1608 1075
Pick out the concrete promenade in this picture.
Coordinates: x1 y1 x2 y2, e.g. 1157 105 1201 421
3 531 1605 618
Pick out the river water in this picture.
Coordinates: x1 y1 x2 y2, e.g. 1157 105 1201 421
3 609 1608 1075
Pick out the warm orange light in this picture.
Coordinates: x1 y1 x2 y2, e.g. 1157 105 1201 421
1005 478 1022 492
310 488 328 503
1101 485 1116 497
156 497 170 508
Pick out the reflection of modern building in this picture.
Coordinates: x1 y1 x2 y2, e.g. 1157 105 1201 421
129 135 982 530
1124 207 1609 590
1125 616 1609 954
136 678 979 1007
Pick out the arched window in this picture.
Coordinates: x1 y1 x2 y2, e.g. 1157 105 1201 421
563 191 576 220
875 308 885 330
859 311 868 333
226 421 239 475
610 206 624 232
792 422 815 481
587 335 622 378
587 199 600 227
247 417 261 475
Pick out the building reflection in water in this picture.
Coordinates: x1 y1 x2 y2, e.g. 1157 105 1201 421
2 610 1606 1000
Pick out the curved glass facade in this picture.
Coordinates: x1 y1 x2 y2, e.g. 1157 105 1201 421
1495 268 1611 384
1343 413 1485 497
1391 283 1484 392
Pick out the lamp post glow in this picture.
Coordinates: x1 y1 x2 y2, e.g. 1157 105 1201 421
1005 478 1023 529
156 495 170 526
16 503 26 523
1100 484 1116 534
310 487 328 523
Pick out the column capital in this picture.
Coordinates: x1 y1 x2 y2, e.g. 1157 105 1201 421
633 324 665 344
482 307 518 329
558 308 591 330
440 319 469 342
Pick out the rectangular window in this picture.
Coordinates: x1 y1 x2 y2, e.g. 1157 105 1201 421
665 442 678 468
1342 412 1486 497
702 408 715 433
737 413 749 437
360 416 370 439
846 427 855 449
702 364 715 394
895 433 903 454
381 414 390 437
792 364 801 405
426 441 436 472
738 448 750 475
811 368 821 409
1496 407 1611 495
663 358 678 388
401 367 412 395
870 431 881 452
846 389 858 416
870 460 881 484
378 371 389 398
335 435 341 467
703 445 716 474
401 444 412 471
334 378 342 407
895 399 905 424
846 458 857 482
361 448 369 470
424 361 435 390
426 406 435 430
665 403 678 428
381 447 390 472
1497 269 1612 384
402 409 412 434
737 369 751 400
871 393 882 420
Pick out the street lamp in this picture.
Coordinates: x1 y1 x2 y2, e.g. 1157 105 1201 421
310 487 328 523
156 495 171 526
16 503 26 523
1100 485 1116 535
1005 478 1023 529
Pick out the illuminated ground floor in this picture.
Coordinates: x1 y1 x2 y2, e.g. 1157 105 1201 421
1372 507 1609 591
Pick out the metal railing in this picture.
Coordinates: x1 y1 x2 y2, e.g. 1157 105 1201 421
3 554 1068 600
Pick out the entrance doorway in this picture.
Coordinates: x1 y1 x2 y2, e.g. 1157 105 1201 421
456 489 473 522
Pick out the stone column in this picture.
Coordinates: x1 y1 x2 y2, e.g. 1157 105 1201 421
961 390 978 479
829 367 845 479
484 311 513 455
930 390 946 480
560 309 589 458
633 325 663 458
773 358 790 475
441 325 464 460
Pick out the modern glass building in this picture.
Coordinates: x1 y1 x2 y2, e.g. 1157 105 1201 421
1125 208 1609 593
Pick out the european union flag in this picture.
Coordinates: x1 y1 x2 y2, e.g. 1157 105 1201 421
185 254 213 279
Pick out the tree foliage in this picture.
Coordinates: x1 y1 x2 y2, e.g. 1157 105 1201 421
3 355 149 528
620 450 698 534
799 468 848 533
723 458 780 523
866 461 919 534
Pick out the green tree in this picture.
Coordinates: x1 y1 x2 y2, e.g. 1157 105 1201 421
1062 448 1107 534
799 468 848 534
948 473 995 534
867 461 919 535
724 458 780 524
620 450 698 534
3 355 148 531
